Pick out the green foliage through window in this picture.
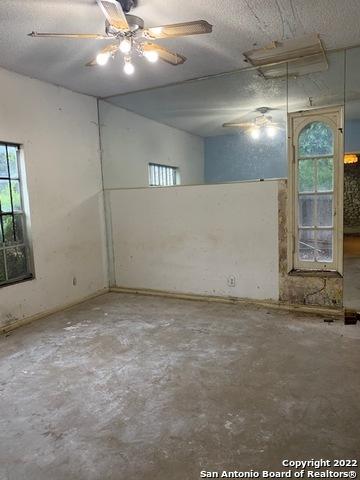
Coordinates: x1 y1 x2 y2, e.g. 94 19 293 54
0 143 31 285
299 121 333 157
297 121 334 263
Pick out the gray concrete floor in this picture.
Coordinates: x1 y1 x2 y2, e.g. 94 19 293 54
344 235 360 312
1 293 360 480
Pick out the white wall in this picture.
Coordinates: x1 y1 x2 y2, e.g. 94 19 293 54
0 68 107 327
109 181 279 300
99 100 204 189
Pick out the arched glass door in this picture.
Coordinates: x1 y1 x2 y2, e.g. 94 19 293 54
289 108 343 272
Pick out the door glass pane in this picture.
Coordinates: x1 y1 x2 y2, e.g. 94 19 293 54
299 195 315 227
317 195 333 227
0 145 7 177
299 159 315 192
317 157 333 191
298 122 333 157
299 229 316 261
316 229 333 262
0 180 12 213
5 246 27 280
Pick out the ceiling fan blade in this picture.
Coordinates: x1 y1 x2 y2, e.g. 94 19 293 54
143 43 186 65
28 31 109 39
96 0 129 31
145 20 212 39
86 43 119 66
223 122 254 128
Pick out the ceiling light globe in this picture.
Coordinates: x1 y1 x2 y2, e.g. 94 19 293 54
119 38 132 54
250 127 260 140
96 51 110 66
151 27 163 36
144 50 159 63
266 125 277 138
124 61 135 75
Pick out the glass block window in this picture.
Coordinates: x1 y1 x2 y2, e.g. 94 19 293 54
0 143 33 286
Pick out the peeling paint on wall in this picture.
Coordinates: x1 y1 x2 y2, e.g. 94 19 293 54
278 180 343 308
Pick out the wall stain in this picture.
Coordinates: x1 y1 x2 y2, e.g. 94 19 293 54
278 180 343 308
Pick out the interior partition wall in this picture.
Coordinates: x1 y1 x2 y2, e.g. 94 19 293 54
99 46 359 308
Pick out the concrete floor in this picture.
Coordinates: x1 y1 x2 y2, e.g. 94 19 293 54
1 293 360 480
344 235 360 312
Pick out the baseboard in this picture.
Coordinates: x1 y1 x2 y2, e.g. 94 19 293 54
2 285 343 335
111 286 344 318
1 288 110 334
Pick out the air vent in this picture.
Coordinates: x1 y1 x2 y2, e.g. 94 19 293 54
243 34 328 79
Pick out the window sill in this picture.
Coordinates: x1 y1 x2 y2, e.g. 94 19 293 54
0 274 34 289
288 269 342 278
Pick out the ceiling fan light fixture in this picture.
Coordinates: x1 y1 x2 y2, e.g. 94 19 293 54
250 127 260 140
96 51 111 66
150 27 163 36
123 58 135 75
119 37 132 54
143 49 159 63
28 0 212 72
266 125 277 138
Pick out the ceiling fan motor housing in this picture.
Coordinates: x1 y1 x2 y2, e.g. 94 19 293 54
125 15 144 32
115 0 136 13
256 107 271 115
105 14 143 36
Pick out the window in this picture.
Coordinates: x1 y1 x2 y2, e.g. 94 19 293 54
288 108 343 273
0 143 33 286
148 163 178 187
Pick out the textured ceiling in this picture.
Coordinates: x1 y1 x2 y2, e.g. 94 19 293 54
108 67 289 137
107 49 360 137
1 0 360 97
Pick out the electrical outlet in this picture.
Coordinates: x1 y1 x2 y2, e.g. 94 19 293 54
227 275 236 287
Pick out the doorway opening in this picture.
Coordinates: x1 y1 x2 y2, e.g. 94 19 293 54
343 153 360 314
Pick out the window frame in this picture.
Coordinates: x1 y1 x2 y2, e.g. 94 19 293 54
287 107 344 274
0 142 34 287
148 163 179 187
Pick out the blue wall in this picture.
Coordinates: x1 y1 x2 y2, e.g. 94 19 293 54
204 132 287 184
345 120 360 152
204 120 360 184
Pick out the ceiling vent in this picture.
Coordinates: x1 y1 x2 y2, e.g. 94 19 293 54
243 34 328 79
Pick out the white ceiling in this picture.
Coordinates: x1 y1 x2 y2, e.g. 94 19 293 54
1 0 360 97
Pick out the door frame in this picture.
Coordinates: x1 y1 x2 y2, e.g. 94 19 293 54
287 106 344 274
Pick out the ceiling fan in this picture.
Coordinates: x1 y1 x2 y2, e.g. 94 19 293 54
28 0 213 75
223 107 281 139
